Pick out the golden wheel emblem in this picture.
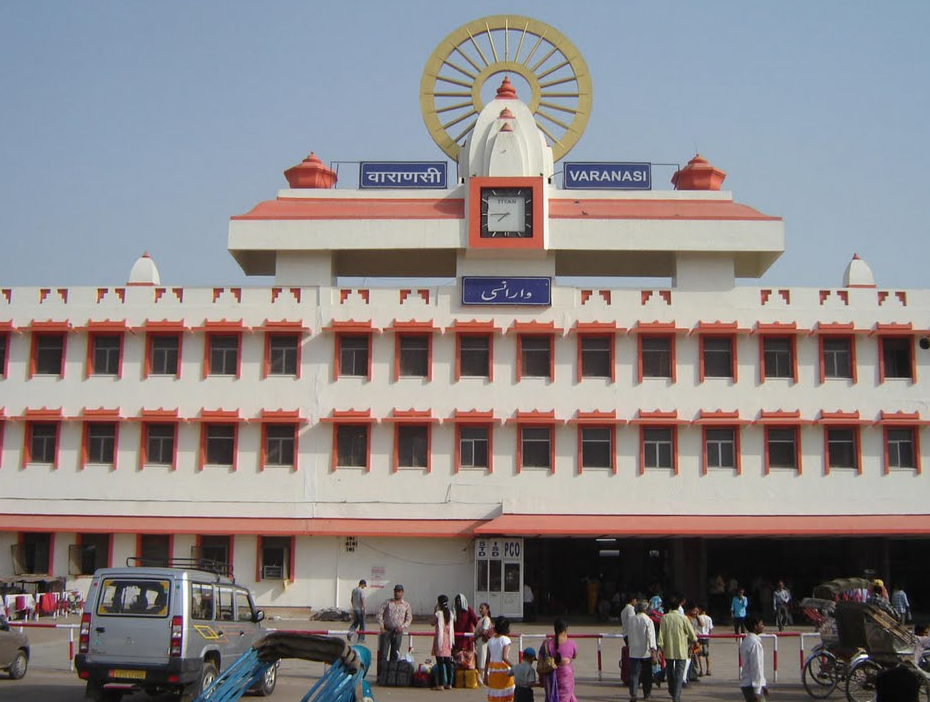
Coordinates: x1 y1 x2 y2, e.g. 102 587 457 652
420 15 593 163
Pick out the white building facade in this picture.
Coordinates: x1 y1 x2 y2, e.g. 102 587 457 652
1 16 928 619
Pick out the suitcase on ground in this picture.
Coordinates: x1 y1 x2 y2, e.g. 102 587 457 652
378 659 414 687
620 644 630 685
455 668 480 689
413 671 431 688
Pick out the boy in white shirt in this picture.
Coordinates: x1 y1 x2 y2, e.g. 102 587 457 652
694 604 714 676
738 615 768 701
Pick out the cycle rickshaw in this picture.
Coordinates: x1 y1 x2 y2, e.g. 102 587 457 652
802 590 929 701
192 632 371 702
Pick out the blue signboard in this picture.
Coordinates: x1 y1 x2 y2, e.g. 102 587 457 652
563 162 652 190
359 161 447 189
462 277 551 306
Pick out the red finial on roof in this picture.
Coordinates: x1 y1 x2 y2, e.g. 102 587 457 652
853 253 861 260
496 76 517 99
499 107 515 119
284 151 338 189
142 252 150 258
671 153 727 191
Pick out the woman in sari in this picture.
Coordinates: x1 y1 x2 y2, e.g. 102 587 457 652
539 619 577 702
453 593 478 668
484 615 515 702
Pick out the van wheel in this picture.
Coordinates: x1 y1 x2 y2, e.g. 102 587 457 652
7 650 27 679
250 663 277 696
181 661 219 702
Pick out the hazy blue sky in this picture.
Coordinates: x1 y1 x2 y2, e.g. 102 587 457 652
1 1 927 289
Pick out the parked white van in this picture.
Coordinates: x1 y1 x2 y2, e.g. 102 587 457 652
75 559 275 702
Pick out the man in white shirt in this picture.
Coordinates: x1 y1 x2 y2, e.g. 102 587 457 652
626 601 656 702
738 615 768 701
620 593 638 637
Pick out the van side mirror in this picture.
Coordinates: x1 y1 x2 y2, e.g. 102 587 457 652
254 609 265 623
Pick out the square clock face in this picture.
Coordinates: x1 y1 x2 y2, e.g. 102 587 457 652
480 188 533 238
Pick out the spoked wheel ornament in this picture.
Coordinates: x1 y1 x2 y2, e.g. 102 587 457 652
420 15 592 162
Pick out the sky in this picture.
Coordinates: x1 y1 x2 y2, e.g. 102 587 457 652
1 1 928 289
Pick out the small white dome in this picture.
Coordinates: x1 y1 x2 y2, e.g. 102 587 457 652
843 253 875 288
128 253 161 286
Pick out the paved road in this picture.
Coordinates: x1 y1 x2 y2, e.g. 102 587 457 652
0 616 826 702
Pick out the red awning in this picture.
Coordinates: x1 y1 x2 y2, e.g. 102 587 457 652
475 514 930 537
0 515 483 538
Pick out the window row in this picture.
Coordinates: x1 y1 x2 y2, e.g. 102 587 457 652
0 330 920 383
8 419 921 475
12 532 294 583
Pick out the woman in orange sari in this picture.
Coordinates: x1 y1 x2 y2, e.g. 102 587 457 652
484 616 515 702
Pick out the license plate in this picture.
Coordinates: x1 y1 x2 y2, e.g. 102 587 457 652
110 669 146 680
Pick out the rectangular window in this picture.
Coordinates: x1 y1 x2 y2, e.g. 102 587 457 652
264 424 296 467
76 533 110 574
18 532 51 574
580 426 612 469
763 337 794 378
641 336 672 378
0 333 7 377
96 577 171 616
399 335 429 378
519 336 551 379
705 427 736 470
145 423 176 466
459 335 491 378
198 535 231 570
881 337 913 380
28 422 58 464
767 427 798 470
702 336 734 379
336 425 368 467
338 335 369 377
191 582 215 621
86 422 117 465
520 426 551 470
826 427 858 471
260 536 291 580
886 428 916 470
204 424 236 466
397 425 429 469
268 334 299 375
34 333 65 375
208 335 239 376
580 336 611 379
91 334 121 376
822 337 853 379
149 334 180 376
643 427 674 470
139 534 170 567
459 426 490 470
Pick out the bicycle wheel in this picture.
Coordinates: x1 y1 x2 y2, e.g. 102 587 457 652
803 649 839 699
845 659 882 702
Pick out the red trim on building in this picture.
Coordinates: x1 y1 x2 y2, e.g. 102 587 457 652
575 422 617 474
700 424 742 475
382 409 438 423
320 409 376 423
233 197 465 221
756 410 811 424
468 177 545 250
323 320 378 334
0 514 486 537
631 410 685 425
817 410 868 425
690 321 750 335
810 322 869 335
870 322 930 336
822 424 862 476
139 419 179 471
25 320 73 332
548 198 781 221
386 320 440 333
758 332 798 384
445 320 502 333
693 410 750 425
260 320 310 333
474 514 930 536
638 424 679 475
697 333 737 383
882 425 922 475
877 335 916 384
515 333 555 382
507 410 559 425
570 321 625 334
138 320 190 333
76 319 130 333
263 330 303 379
508 321 563 335
568 410 625 425
874 410 930 426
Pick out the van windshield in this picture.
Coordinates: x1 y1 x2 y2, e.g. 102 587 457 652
97 578 171 617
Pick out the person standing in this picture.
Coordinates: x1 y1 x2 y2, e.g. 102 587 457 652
731 587 748 634
377 584 413 669
738 615 768 701
538 619 578 702
694 604 714 676
349 579 367 642
657 595 697 702
475 602 494 682
626 601 656 702
620 593 638 637
772 581 791 631
892 584 911 624
453 593 478 667
512 647 540 702
432 594 455 690
485 616 515 702
523 583 536 622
